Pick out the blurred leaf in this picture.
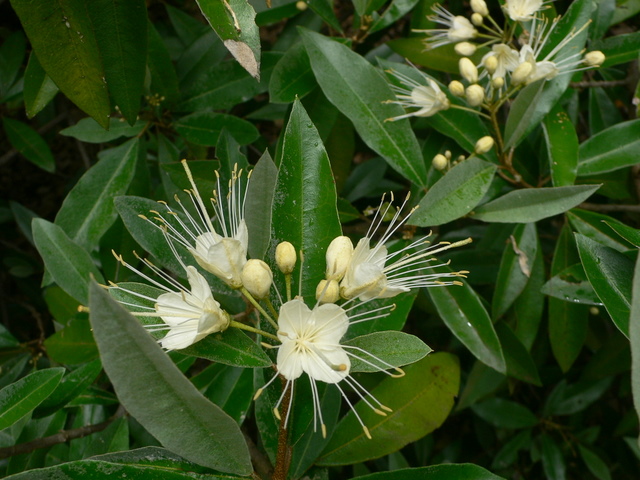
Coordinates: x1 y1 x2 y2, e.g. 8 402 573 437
369 0 421 34
567 209 635 252
589 87 623 135
578 119 640 175
543 105 578 186
544 378 613 416
245 150 277 260
196 0 261 79
0 30 25 100
2 118 54 173
44 315 99 365
306 0 342 32
471 185 600 223
318 353 460 465
456 361 505 411
576 234 633 337
578 445 612 480
510 239 544 350
592 31 640 67
492 430 532 470
495 322 541 385
55 138 139 249
541 435 566 480
630 250 640 430
175 111 259 146
409 158 496 227
0 368 64 430
301 29 427 186
60 118 145 143
147 22 180 104
344 332 432 373
270 42 315 103
88 0 147 124
10 0 111 128
387 39 485 74
351 464 507 480
471 398 538 429
89 282 252 475
23 53 59 119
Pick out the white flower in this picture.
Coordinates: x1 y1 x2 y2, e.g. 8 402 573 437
338 194 471 301
415 4 477 49
110 253 230 350
503 0 544 22
385 68 450 121
481 44 520 79
151 161 249 288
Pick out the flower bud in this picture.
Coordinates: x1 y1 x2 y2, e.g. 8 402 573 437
448 80 465 97
316 279 340 304
459 57 478 84
295 0 308 10
471 12 483 26
455 42 477 56
583 50 605 67
511 61 533 85
276 241 296 274
325 236 353 281
445 150 452 160
432 153 449 171
241 259 273 299
471 0 489 16
465 84 485 107
492 76 505 89
484 55 498 75
474 136 494 154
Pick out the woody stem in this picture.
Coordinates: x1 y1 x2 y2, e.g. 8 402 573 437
272 379 292 480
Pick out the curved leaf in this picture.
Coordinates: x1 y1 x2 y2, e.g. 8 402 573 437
344 331 432 373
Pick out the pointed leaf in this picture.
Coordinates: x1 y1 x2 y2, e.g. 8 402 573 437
245 150 277 260
2 118 54 172
60 117 145 143
543 105 578 186
344 332 432 373
630 252 640 437
23 53 58 119
578 119 640 175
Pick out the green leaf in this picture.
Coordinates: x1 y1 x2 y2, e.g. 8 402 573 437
427 266 506 373
89 282 252 475
409 158 496 227
541 435 566 480
344 332 432 373
2 118 55 173
0 30 25 100
60 117 145 143
32 219 104 305
175 111 259 146
578 119 640 175
471 185 600 223
181 329 272 368
630 252 640 439
318 353 460 465
300 29 427 186
23 52 59 119
592 31 640 67
387 39 486 74
344 291 417 340
269 42 315 103
544 378 613 416
541 264 601 305
368 0 421 34
575 234 633 337
195 0 261 79
543 105 578 186
88 0 147 124
578 445 612 480
269 99 341 303
10 0 111 128
351 464 507 480
199 365 254 424
0 368 64 430
504 80 546 149
492 430 533 470
471 398 538 429
44 315 99 365
604 221 640 247
567 209 635 252
245 150 277 260
55 138 139 249
147 22 180 104
495 322 541 385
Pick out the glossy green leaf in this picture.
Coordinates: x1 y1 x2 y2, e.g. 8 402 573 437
592 31 640 67
89 282 252 475
60 117 145 143
196 0 260 79
543 105 578 186
541 435 566 480
351 464 507 480
344 331 432 373
567 209 635 252
269 99 341 303
494 322 541 385
245 150 277 260
175 111 259 146
32 219 104 304
387 39 486 74
199 365 254 424
576 234 633 337
270 42 315 103
0 368 64 430
471 398 538 429
541 264 601 305
504 80 546 149
55 138 139 249
2 118 55 173
23 53 59 119
88 0 147 124
10 0 111 128
492 223 538 320
147 22 180 104
428 268 505 373
630 252 640 435
589 87 622 136
578 445 612 480
300 29 427 186
318 353 460 465
578 119 640 175
409 158 496 227
344 291 417 340
369 0 421 34
471 185 600 223
605 221 640 247
44 315 99 365
216 129 249 175
182 329 272 368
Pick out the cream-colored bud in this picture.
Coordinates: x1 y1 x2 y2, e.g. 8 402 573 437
474 136 494 154
448 80 465 97
295 0 308 10
465 84 485 107
583 51 605 67
492 76 505 89
241 259 273 299
471 12 483 26
459 57 478 84
511 61 533 85
316 279 340 304
444 150 452 160
432 153 449 171
484 55 498 75
471 0 489 16
275 241 296 274
455 42 477 56
325 236 353 281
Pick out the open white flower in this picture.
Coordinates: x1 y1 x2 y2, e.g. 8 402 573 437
503 0 544 22
151 161 250 288
338 194 471 301
481 44 520 79
415 4 477 49
385 68 450 121
110 253 230 350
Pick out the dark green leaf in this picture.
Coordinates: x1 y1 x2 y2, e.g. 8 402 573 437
344 332 432 373
351 464 507 480
543 105 578 186
270 42 315 103
541 264 601 305
567 209 635 252
604 221 640 247
541 435 566 480
344 291 417 340
44 315 99 365
387 39 486 74
592 31 640 67
147 22 180 104
245 150 277 260
175 111 259 146
544 378 613 416
495 322 541 386
630 253 640 442
200 365 254 424
23 53 59 119
471 398 538 429
181 329 272 368
578 119 640 175
60 117 145 143
504 80 546 149
578 445 612 480
2 118 55 173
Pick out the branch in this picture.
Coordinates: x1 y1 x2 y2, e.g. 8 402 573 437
578 202 640 213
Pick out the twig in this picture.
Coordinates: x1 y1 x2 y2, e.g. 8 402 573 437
578 202 640 213
570 79 630 88
272 378 292 480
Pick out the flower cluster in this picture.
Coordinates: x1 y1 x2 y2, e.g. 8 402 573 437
110 161 470 438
